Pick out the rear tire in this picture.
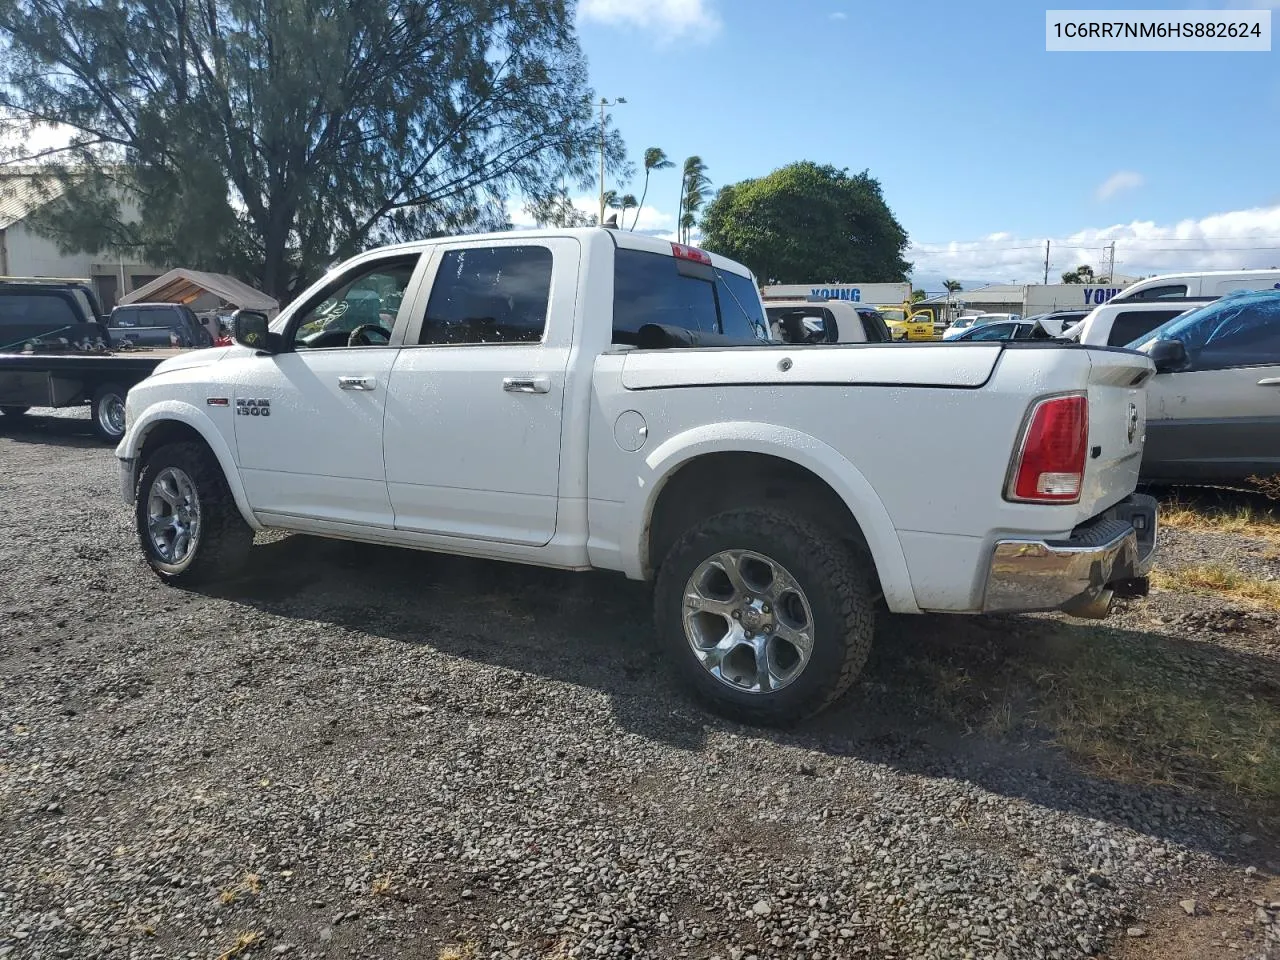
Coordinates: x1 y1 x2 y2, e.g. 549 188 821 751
654 507 877 726
90 383 128 442
135 441 253 584
0 405 30 417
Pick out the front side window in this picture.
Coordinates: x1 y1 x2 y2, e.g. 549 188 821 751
293 256 418 349
420 246 553 346
1129 294 1280 367
1194 299 1280 369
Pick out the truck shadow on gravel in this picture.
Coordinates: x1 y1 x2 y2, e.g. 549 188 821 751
199 533 1280 867
0 410 103 448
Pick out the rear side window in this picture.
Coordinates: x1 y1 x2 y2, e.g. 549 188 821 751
421 246 553 345
1108 309 1184 347
1125 284 1188 302
0 294 78 327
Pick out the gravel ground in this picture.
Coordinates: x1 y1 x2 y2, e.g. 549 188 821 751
2 411 1278 960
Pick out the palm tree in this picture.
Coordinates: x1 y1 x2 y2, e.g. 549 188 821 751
677 156 711 244
632 147 674 231
619 194 638 229
943 279 963 294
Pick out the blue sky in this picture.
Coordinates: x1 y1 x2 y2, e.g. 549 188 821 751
569 0 1280 287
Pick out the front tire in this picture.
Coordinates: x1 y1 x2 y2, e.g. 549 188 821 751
0 405 30 417
90 383 128 442
654 508 877 726
135 441 253 584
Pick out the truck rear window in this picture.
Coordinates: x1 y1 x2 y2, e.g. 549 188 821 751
0 294 78 327
613 249 768 345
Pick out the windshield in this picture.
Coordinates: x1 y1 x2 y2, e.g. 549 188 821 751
1128 292 1279 351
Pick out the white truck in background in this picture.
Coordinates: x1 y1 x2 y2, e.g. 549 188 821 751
116 229 1158 724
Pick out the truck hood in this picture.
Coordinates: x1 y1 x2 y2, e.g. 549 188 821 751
151 347 232 376
621 343 1003 390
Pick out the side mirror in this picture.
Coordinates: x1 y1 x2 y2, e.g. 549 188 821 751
231 310 275 353
1147 338 1187 374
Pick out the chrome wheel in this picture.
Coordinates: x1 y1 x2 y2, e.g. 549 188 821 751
682 549 815 694
97 391 125 437
146 467 201 564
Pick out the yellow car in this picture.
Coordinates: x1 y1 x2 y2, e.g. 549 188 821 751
879 305 937 341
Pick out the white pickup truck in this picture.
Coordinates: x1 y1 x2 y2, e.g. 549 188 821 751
117 229 1158 724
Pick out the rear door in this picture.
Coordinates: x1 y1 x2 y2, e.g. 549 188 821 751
1145 298 1280 482
383 238 577 546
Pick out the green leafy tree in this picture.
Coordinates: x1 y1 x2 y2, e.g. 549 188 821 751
911 288 927 303
1062 265 1096 284
677 156 710 245
700 162 910 284
0 0 629 300
631 147 673 231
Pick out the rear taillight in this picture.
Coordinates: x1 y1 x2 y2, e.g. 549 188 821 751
1006 394 1089 503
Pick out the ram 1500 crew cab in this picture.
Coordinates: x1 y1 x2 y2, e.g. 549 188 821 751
117 229 1158 724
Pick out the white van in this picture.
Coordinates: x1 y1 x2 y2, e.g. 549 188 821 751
1110 269 1280 304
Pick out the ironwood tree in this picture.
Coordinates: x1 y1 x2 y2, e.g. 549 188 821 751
0 0 627 299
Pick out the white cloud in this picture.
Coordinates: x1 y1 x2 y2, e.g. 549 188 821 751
1095 170 1144 202
579 0 721 41
829 11 848 20
909 204 1280 285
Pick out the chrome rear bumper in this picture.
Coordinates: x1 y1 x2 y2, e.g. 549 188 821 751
983 494 1158 619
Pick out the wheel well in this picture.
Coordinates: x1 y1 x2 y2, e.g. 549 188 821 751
138 420 208 465
646 452 879 588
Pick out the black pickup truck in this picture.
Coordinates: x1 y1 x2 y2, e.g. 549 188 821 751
0 279 178 442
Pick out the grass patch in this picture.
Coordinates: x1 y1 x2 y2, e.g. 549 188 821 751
215 931 263 960
877 618 1280 808
1023 633 1280 803
1153 563 1280 611
1160 500 1280 543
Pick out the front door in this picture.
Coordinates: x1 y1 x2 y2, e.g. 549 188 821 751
383 238 579 546
1145 295 1280 482
230 252 425 527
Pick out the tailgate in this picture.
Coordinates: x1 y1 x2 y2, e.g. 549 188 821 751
1078 348 1154 518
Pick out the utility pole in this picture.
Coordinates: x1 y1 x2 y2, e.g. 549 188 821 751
597 97 627 224
1106 241 1116 281
1043 241 1050 285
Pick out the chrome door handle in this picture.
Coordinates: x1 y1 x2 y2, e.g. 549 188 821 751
338 376 376 391
503 377 550 394
1258 378 1280 386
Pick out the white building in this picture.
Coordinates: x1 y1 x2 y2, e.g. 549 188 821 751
0 167 162 310
922 279 1143 318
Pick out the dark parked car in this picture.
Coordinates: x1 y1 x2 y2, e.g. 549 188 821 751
0 278 108 350
108 303 212 348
